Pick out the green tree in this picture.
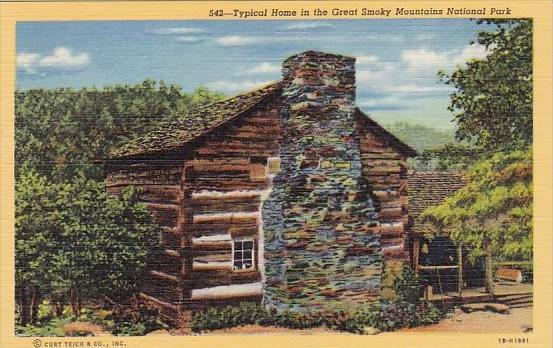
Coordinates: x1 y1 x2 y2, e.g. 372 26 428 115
15 171 159 324
15 80 224 181
416 19 533 294
419 150 532 291
423 19 532 169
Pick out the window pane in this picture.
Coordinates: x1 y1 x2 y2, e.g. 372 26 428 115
243 241 253 250
243 260 253 269
234 261 242 269
234 241 243 250
234 251 242 260
243 250 252 260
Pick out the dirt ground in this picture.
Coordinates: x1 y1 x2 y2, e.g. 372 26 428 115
199 306 532 335
395 306 533 334
200 325 350 335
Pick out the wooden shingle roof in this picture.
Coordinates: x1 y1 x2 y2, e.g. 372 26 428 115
109 81 417 160
408 171 467 234
110 81 282 159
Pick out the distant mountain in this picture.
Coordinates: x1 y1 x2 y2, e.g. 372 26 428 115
383 122 455 153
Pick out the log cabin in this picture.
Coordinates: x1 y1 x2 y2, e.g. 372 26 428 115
105 51 419 321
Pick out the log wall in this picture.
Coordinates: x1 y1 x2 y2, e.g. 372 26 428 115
359 131 409 261
105 96 280 314
183 98 280 306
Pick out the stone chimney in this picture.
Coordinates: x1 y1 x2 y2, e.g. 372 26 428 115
262 51 381 312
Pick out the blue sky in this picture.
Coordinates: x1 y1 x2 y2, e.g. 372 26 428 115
16 19 489 130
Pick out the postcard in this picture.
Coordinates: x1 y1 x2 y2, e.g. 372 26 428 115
0 1 551 348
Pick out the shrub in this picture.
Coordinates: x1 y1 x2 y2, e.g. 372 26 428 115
191 300 445 334
392 265 421 304
109 303 168 336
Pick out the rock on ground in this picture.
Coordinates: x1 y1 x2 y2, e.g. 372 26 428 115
461 302 510 314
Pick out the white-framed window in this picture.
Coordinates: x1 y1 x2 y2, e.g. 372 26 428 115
233 239 255 270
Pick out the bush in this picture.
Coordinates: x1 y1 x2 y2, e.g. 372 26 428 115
346 300 443 333
392 265 421 304
109 303 168 336
191 300 445 334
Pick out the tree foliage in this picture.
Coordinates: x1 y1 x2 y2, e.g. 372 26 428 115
423 19 532 169
15 80 224 181
419 149 532 261
16 170 160 323
439 19 532 151
418 19 533 265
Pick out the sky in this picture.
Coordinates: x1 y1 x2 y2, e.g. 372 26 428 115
16 19 489 130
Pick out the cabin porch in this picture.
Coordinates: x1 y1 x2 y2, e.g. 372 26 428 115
424 282 533 307
410 236 532 306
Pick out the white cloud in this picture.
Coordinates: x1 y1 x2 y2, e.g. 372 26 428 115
363 34 405 43
414 33 436 41
282 22 333 30
392 84 445 93
16 52 41 74
402 43 489 73
358 96 403 109
17 47 91 74
206 80 273 93
39 47 90 69
402 48 449 71
174 36 204 44
151 27 205 35
241 62 281 75
214 35 266 47
452 43 488 65
356 55 379 65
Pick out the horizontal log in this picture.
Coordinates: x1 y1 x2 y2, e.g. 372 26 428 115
378 207 404 220
192 261 232 271
141 276 183 303
363 167 403 175
187 221 259 237
379 196 408 209
138 293 180 310
105 176 181 187
146 203 180 227
150 270 179 283
193 252 232 263
190 282 263 301
374 223 405 238
191 200 260 215
380 237 405 247
192 239 232 252
382 245 407 259
194 147 278 158
106 166 183 184
193 212 259 224
192 190 263 200
164 249 180 257
191 178 271 192
361 152 402 160
185 295 263 309
190 271 262 291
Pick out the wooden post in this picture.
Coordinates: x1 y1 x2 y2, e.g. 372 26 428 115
412 237 420 273
457 243 463 297
484 246 494 295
